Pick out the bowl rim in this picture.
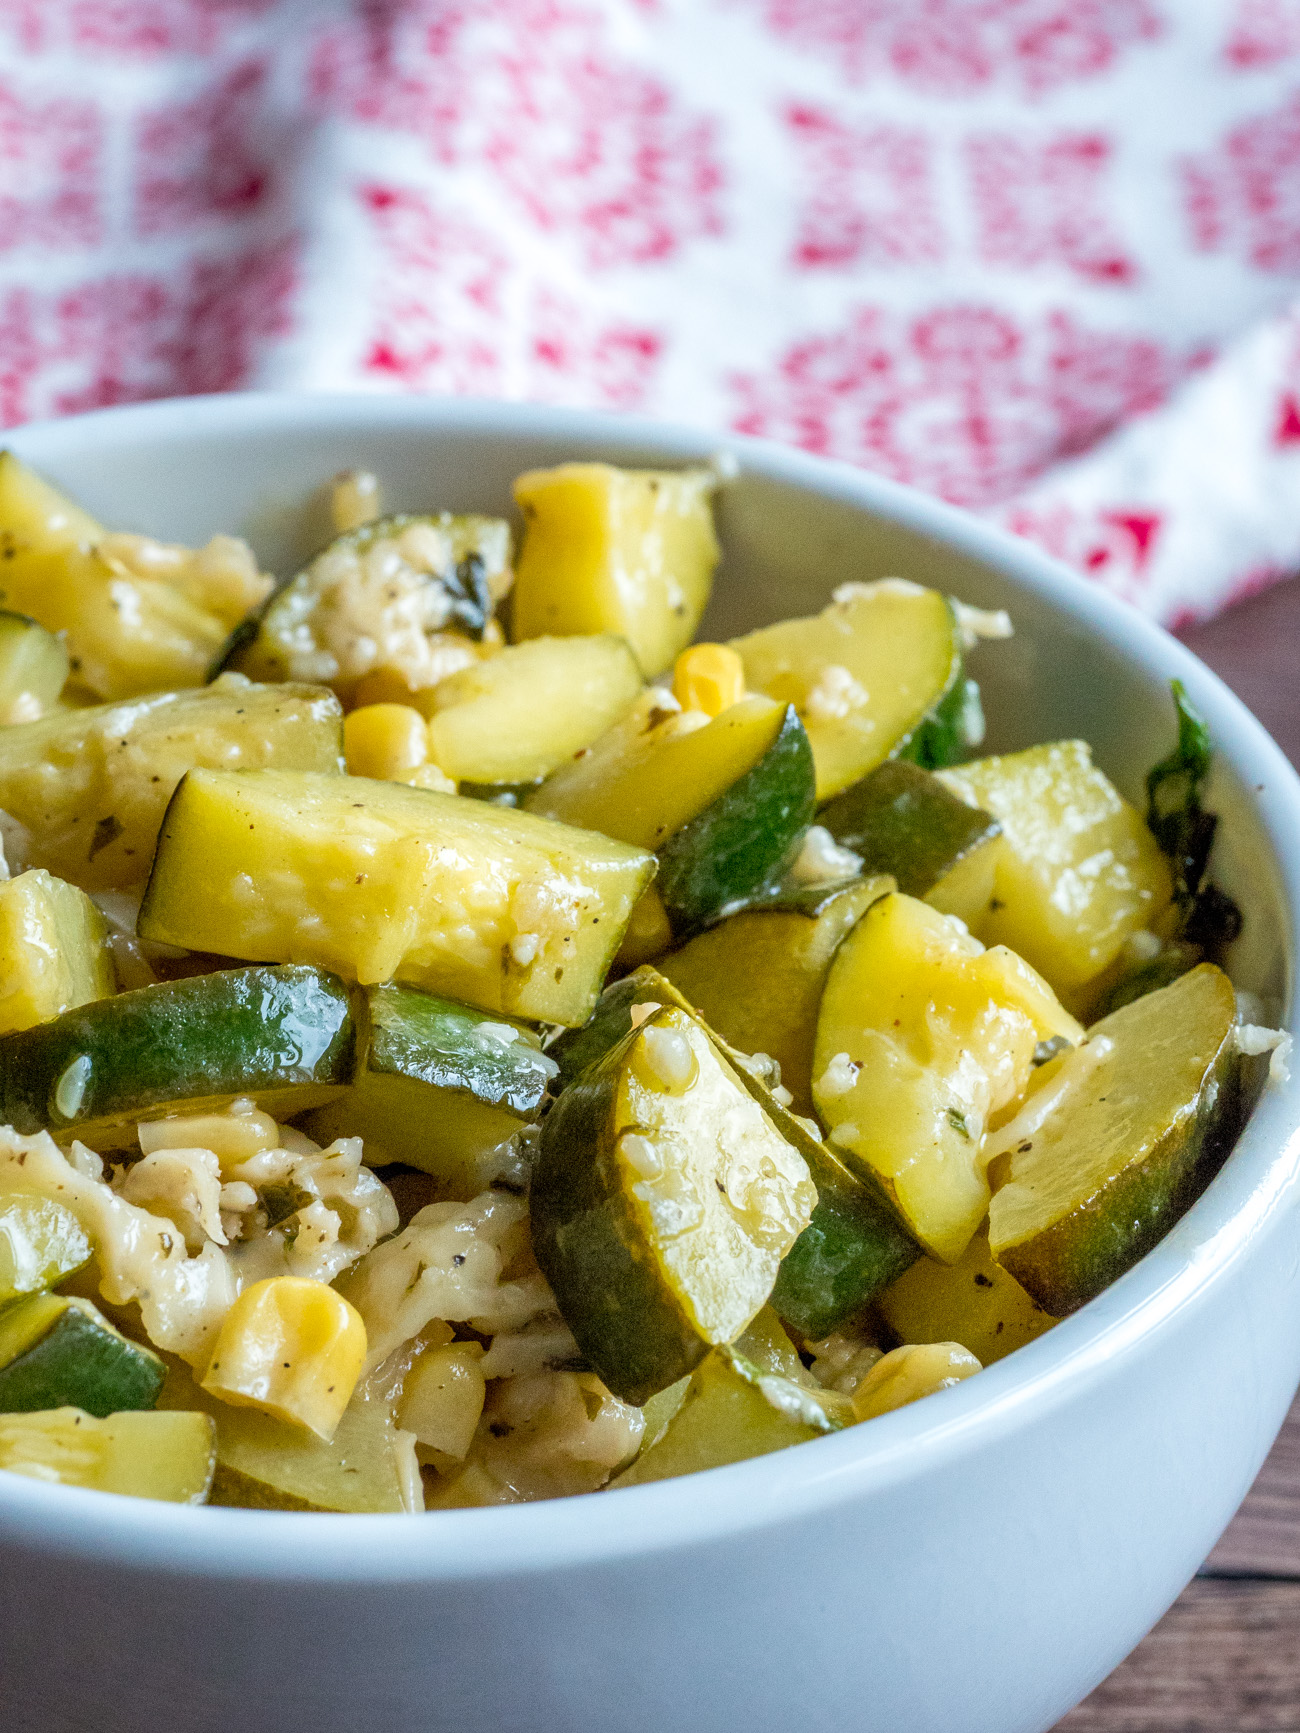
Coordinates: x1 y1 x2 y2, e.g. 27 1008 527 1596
2 389 1299 1584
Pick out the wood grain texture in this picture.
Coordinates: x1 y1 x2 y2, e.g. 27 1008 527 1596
1055 1581 1300 1731
1049 578 1300 1728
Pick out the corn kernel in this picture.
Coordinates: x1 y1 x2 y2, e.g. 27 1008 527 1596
138 1106 279 1163
399 1341 486 1461
672 643 745 719
202 1277 367 1441
344 703 430 783
851 1341 981 1423
329 468 382 535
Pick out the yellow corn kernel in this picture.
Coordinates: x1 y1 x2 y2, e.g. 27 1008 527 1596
399 1341 486 1462
614 884 673 970
672 643 745 719
329 468 382 535
851 1341 981 1423
202 1277 367 1441
344 703 430 783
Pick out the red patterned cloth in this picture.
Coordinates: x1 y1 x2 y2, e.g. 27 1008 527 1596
4 0 1300 623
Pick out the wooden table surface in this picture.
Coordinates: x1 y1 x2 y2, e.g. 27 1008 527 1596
1054 573 1300 1731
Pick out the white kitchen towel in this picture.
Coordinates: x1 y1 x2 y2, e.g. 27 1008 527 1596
3 0 1300 622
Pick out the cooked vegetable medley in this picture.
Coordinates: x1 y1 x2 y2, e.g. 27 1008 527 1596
0 453 1278 1510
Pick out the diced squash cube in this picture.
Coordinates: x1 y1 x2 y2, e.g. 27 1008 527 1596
938 741 1172 993
0 869 113 1033
512 463 720 677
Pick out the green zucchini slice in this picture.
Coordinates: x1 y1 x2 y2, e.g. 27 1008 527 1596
549 965 920 1337
300 984 558 1196
219 512 512 694
531 1004 816 1404
426 634 643 785
611 1311 850 1488
0 869 114 1035
988 964 1241 1316
658 875 891 1115
0 610 69 723
0 1292 165 1417
729 580 966 800
0 1406 216 1503
0 1193 91 1304
511 462 720 678
817 760 1001 927
0 964 356 1150
158 1354 413 1512
0 675 343 892
529 694 815 936
138 769 655 1026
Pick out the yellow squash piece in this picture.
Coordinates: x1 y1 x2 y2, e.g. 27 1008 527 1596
427 633 643 785
813 892 1082 1264
138 768 655 1025
0 676 343 892
0 452 236 699
201 1277 367 1442
878 1229 1056 1366
0 1406 216 1503
160 1353 415 1512
988 964 1240 1316
0 869 113 1034
730 579 960 799
938 741 1172 996
659 876 891 1117
512 462 720 677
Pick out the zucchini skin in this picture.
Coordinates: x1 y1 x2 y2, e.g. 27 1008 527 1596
548 967 921 1337
530 1036 710 1406
895 665 971 772
817 760 999 898
365 984 551 1115
0 1300 164 1418
0 964 355 1144
657 704 815 935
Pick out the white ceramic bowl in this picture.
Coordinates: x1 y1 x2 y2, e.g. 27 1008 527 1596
1 394 1298 1733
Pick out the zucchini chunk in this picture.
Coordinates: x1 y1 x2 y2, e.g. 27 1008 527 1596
878 1228 1056 1367
611 1311 850 1487
138 770 655 1026
531 1005 816 1404
158 1354 413 1512
512 462 720 677
221 512 512 697
659 876 891 1116
814 892 1082 1264
0 1193 91 1304
549 965 920 1336
0 1406 216 1503
818 760 1002 928
0 965 356 1150
0 1292 165 1417
0 452 241 700
988 964 1240 1316
0 869 113 1033
729 580 965 800
426 633 643 785
301 984 557 1197
0 611 69 723
0 675 343 892
529 694 815 934
938 741 1173 996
